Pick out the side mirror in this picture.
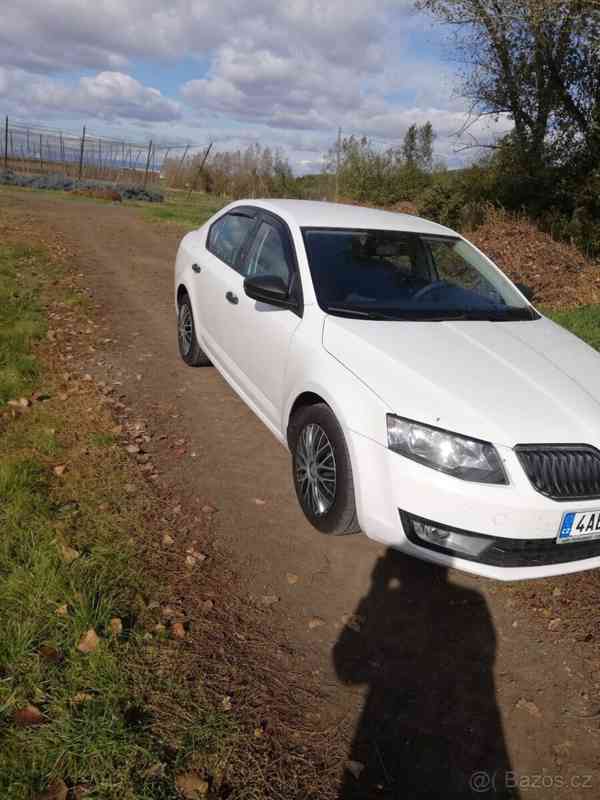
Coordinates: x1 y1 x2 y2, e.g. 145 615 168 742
516 282 534 302
244 274 295 308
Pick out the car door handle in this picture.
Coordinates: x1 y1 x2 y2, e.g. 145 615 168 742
225 291 239 305
192 263 202 274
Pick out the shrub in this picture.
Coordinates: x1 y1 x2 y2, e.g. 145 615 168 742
416 179 467 228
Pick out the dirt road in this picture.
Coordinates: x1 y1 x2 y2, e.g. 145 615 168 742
5 188 600 798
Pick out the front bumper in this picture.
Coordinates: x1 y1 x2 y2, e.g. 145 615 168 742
349 430 600 581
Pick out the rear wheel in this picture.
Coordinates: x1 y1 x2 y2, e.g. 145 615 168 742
177 293 211 366
289 403 360 535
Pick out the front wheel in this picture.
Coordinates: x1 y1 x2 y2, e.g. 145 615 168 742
289 403 360 535
177 293 211 367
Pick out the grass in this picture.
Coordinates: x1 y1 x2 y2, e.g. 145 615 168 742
545 305 600 351
0 244 238 799
0 245 47 403
141 190 225 228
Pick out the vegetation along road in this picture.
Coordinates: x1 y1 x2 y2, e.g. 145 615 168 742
2 186 600 798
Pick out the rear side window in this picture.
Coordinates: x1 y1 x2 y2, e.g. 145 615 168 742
207 213 255 270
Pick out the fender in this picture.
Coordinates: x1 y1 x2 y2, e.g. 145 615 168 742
283 334 390 532
282 308 389 448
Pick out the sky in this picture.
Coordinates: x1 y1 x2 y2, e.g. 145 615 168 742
0 0 511 173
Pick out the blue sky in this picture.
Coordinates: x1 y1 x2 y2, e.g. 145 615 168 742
0 1 510 173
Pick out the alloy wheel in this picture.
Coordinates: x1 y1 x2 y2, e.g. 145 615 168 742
178 303 193 356
295 423 337 516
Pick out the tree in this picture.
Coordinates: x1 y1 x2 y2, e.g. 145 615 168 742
402 124 418 166
417 121 435 171
325 127 436 205
401 122 435 171
273 148 293 193
417 0 600 175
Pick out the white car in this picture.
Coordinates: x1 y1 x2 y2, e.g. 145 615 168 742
174 199 600 581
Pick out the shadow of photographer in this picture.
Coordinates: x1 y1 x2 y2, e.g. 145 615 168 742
333 549 517 798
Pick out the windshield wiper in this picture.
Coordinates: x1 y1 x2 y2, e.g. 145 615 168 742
326 305 403 321
325 305 537 322
452 308 537 321
326 306 480 321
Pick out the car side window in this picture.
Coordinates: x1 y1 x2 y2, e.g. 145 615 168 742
207 212 255 271
245 221 292 285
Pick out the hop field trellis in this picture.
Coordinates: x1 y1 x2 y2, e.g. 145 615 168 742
1 116 209 188
1 116 309 200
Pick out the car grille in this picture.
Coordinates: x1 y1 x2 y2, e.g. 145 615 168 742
515 445 600 501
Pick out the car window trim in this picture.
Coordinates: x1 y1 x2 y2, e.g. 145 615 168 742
244 221 272 277
239 208 304 317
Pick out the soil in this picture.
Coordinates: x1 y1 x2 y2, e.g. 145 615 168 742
3 187 600 798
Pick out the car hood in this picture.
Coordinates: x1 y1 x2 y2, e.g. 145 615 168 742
323 315 600 446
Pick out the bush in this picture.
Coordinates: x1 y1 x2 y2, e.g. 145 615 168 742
414 160 600 261
416 179 467 228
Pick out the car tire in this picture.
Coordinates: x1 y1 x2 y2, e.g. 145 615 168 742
289 403 360 535
177 292 211 367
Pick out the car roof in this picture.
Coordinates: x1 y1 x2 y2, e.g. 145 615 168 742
229 198 457 237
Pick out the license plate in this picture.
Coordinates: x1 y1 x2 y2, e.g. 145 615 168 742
557 510 600 543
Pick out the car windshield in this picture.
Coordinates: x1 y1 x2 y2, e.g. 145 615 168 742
301 227 536 321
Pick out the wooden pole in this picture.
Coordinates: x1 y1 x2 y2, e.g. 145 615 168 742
175 144 189 186
39 133 44 172
143 140 153 188
3 116 7 171
187 142 213 200
78 125 86 180
160 147 170 182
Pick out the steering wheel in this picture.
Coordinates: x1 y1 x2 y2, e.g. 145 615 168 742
412 280 448 302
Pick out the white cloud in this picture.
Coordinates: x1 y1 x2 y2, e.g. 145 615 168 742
0 68 181 123
180 15 387 133
0 0 396 74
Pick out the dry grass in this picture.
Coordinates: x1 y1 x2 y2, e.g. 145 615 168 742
466 206 600 309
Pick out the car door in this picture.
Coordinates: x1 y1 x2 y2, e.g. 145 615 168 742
192 207 258 362
211 211 303 433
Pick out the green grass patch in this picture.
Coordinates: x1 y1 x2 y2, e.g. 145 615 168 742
545 305 600 351
88 431 116 448
0 244 239 799
142 191 225 229
0 245 47 404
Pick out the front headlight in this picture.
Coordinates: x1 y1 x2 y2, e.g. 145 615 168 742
386 415 507 484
